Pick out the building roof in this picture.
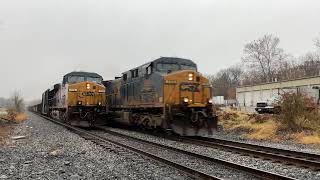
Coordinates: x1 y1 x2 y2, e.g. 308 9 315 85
237 75 320 93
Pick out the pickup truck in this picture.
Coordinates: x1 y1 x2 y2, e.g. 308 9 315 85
255 96 281 114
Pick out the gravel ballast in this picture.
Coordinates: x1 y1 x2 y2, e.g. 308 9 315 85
0 113 191 179
213 126 320 155
93 130 258 180
103 127 320 180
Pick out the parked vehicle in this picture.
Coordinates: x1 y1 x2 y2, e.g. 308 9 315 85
255 95 281 114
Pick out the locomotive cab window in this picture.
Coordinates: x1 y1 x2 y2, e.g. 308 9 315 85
146 65 153 75
123 73 127 81
67 76 85 84
87 77 102 84
181 64 197 71
131 69 139 78
67 76 102 84
156 63 179 73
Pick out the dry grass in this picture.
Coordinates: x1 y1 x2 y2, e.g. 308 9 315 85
0 110 28 124
218 108 252 131
291 133 320 145
0 110 27 145
219 108 279 141
245 120 278 140
219 108 320 146
0 125 15 145
14 112 28 123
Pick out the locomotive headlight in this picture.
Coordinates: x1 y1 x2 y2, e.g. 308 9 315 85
188 73 194 81
86 83 91 89
183 97 189 103
69 88 78 92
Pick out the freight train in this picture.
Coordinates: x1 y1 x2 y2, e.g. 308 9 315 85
104 57 217 136
30 57 217 136
31 71 107 127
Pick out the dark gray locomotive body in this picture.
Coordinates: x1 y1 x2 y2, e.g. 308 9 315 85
104 57 217 136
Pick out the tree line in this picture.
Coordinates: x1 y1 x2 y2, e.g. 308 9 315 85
208 34 320 100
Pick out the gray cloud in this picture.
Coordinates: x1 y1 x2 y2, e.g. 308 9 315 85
0 0 319 100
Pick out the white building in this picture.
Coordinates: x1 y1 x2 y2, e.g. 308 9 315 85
236 76 320 109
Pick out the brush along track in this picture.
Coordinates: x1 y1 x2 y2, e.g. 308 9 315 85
96 126 295 180
173 136 320 171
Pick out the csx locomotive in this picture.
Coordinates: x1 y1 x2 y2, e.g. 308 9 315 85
104 57 217 136
36 71 107 127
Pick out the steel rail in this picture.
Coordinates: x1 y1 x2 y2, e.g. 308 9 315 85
180 137 320 171
97 126 294 180
33 113 221 180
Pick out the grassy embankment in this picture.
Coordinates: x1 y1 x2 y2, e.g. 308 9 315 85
218 94 320 145
219 109 320 145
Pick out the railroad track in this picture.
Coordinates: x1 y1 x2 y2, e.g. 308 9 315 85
96 126 295 180
33 113 293 180
171 136 320 171
106 127 320 172
34 113 220 180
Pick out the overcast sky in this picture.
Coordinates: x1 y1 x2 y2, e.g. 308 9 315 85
0 0 319 100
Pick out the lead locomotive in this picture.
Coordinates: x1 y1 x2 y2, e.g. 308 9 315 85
104 57 217 136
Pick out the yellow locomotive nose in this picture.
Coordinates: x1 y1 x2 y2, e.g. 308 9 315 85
164 70 212 106
68 81 106 107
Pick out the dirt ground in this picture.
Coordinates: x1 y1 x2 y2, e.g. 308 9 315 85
0 123 16 145
0 111 28 145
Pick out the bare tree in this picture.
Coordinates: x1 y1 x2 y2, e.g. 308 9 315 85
300 52 320 76
11 91 25 112
315 37 320 49
242 34 287 83
208 65 243 99
227 64 243 86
